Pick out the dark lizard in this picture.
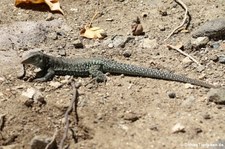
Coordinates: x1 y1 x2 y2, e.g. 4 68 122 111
21 51 215 88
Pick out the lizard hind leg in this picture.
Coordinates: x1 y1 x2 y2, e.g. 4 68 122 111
88 65 107 82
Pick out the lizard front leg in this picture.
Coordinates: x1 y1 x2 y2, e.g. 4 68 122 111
33 68 55 82
88 65 107 82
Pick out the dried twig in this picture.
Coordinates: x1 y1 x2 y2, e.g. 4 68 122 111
45 129 58 149
164 0 189 41
59 82 79 149
167 44 201 66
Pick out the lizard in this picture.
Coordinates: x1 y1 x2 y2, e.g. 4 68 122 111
21 51 215 88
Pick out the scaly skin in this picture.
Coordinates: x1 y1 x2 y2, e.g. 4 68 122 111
21 51 215 88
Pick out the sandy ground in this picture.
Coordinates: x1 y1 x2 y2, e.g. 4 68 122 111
0 0 225 149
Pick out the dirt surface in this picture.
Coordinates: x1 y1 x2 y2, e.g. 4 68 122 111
1 0 225 149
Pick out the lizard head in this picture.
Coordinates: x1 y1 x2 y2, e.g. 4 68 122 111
21 51 47 68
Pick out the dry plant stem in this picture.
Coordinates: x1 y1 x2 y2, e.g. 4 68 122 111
45 129 58 149
167 44 201 66
59 82 78 149
164 0 189 41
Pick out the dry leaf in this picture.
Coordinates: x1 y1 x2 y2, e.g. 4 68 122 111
80 26 106 39
15 0 64 14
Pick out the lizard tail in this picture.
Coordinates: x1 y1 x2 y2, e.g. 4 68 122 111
106 62 215 88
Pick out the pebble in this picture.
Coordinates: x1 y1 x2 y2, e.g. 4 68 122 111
45 13 54 21
182 57 192 65
158 25 165 31
202 113 211 119
113 35 134 48
122 50 132 57
106 18 114 21
33 91 45 104
22 88 36 99
209 55 218 62
139 38 158 49
122 112 141 123
210 42 220 49
196 65 205 72
0 77 5 82
49 81 62 88
192 18 225 38
73 39 83 48
17 64 25 79
108 43 114 48
181 96 196 108
191 36 209 48
218 55 225 64
21 88 45 105
30 135 56 149
207 88 225 104
171 123 185 133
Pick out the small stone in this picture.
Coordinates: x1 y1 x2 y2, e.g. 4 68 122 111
47 32 58 40
112 35 134 48
159 9 167 16
108 43 114 48
30 135 56 149
123 112 141 123
210 42 220 49
182 57 192 65
123 50 132 57
22 88 36 99
181 96 196 108
140 38 158 49
209 55 218 62
106 18 114 21
191 37 209 48
168 92 176 98
207 88 225 104
196 65 205 72
172 123 185 133
46 13 54 21
198 73 206 80
33 91 45 104
203 113 211 119
58 49 66 56
158 25 165 31
0 77 5 82
73 39 83 48
24 99 34 107
49 81 62 88
184 83 194 89
61 76 73 84
17 64 25 79
218 55 225 64
22 88 45 105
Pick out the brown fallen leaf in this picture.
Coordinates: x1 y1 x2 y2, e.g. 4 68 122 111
80 26 107 39
15 0 64 14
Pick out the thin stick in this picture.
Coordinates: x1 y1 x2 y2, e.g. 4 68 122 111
59 82 78 149
45 129 58 149
164 0 189 41
167 44 201 66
